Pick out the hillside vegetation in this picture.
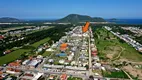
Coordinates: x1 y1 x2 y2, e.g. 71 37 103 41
56 14 106 23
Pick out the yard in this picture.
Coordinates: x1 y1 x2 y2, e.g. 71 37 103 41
67 77 82 80
42 51 52 57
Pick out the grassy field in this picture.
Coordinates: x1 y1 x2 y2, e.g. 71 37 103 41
26 26 54 35
103 71 128 78
94 27 142 62
10 26 53 37
0 26 34 32
67 77 82 80
42 51 52 57
1 26 25 32
0 37 50 65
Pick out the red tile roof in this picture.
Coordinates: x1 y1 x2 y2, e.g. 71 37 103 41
8 62 20 67
60 74 67 80
0 71 3 74
0 36 4 39
0 76 3 79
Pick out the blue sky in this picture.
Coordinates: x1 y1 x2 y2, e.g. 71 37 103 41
0 0 142 19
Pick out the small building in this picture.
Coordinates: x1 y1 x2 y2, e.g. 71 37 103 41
43 64 64 68
20 72 43 80
91 44 95 48
136 46 142 52
0 35 4 40
28 60 39 68
93 63 101 68
8 62 20 67
22 60 30 65
60 74 67 80
56 52 67 57
0 71 3 80
46 48 54 52
37 55 43 59
91 39 95 42
67 55 73 61
93 56 100 61
36 48 43 53
70 61 76 66
91 52 97 57
59 60 65 64
65 66 86 70
48 59 54 63
64 62 69 65
51 44 58 48
101 67 106 71
49 75 54 80
3 50 11 54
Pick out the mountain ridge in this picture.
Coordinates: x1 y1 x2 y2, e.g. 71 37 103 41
0 14 106 23
56 14 106 23
0 17 23 23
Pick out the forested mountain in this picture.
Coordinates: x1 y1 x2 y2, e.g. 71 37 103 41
56 14 106 23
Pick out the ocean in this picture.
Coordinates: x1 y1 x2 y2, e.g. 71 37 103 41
106 19 142 25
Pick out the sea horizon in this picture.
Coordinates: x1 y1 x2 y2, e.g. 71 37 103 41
106 19 142 25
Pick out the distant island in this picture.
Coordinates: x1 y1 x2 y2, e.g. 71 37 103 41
109 18 118 21
0 17 23 23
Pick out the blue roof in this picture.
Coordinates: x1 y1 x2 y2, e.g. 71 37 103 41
56 53 67 57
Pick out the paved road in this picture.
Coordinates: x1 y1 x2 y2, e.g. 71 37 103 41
88 28 93 76
122 69 133 80
2 65 127 80
38 51 56 69
0 66 89 78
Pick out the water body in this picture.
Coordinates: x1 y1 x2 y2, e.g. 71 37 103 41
106 19 142 25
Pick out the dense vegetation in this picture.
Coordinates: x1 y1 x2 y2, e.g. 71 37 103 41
103 71 128 78
67 77 82 80
0 23 54 29
135 36 142 44
0 24 73 65
0 24 73 56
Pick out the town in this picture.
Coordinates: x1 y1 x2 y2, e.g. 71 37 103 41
0 21 142 80
0 22 102 80
1 0 142 80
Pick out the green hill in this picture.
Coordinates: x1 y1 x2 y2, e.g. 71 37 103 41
0 17 23 23
56 14 106 23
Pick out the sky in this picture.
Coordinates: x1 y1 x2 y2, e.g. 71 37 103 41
0 0 142 19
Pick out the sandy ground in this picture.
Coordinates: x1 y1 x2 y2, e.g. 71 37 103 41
106 46 122 59
119 59 142 64
106 54 113 59
123 65 142 79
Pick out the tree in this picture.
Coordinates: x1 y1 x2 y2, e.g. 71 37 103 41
85 65 89 70
89 75 94 80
